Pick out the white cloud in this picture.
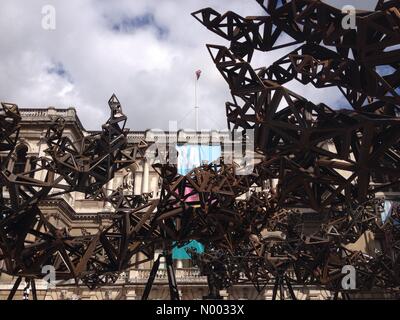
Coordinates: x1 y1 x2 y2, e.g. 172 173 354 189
323 0 377 10
0 0 378 130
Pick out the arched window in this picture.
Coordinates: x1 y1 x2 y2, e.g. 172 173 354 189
29 156 37 178
14 144 28 174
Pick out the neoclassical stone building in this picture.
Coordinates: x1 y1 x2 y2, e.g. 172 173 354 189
0 107 396 300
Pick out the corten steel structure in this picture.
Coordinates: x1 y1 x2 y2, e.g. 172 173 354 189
189 0 400 299
0 0 400 300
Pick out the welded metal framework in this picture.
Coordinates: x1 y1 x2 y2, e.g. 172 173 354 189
0 0 400 300
189 0 400 299
0 96 155 296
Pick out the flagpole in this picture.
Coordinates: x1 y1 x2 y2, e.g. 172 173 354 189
195 73 199 132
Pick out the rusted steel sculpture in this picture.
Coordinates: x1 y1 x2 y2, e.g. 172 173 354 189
188 0 400 299
0 95 156 298
0 103 21 165
1 0 400 301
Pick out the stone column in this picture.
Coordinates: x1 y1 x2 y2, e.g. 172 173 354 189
137 252 146 269
35 134 46 181
125 288 137 300
159 255 166 269
220 290 229 300
263 288 271 300
151 174 161 199
7 154 15 172
176 260 183 269
141 160 150 193
134 172 142 195
103 179 113 211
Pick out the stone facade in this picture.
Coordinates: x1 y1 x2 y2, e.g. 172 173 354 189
0 107 396 300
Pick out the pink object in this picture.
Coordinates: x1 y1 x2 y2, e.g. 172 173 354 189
195 69 202 80
184 186 199 202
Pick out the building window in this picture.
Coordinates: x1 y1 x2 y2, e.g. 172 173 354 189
0 155 5 167
14 144 28 174
29 156 37 178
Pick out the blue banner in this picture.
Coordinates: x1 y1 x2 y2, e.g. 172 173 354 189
172 144 221 259
176 144 221 175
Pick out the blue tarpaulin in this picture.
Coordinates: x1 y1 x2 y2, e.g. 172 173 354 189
382 200 393 224
172 241 205 259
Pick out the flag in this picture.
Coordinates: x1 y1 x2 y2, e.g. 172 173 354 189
195 69 202 80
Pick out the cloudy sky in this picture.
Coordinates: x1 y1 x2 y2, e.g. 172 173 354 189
0 0 378 131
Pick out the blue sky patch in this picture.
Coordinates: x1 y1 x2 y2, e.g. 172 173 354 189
111 13 168 38
47 62 73 83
